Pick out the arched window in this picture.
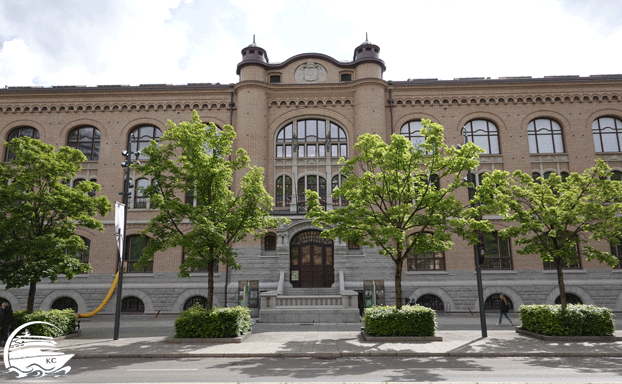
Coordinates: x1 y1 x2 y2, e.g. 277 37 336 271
125 235 152 273
275 119 348 159
51 297 78 312
297 175 326 213
610 171 622 181
134 178 150 209
275 175 292 208
462 119 500 154
555 294 582 305
593 116 622 153
128 125 162 160
67 126 101 161
415 294 444 311
331 174 348 206
121 296 145 313
183 296 208 310
4 126 40 161
484 294 514 312
400 120 425 147
527 118 564 154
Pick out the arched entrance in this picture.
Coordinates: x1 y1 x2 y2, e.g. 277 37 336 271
290 230 334 288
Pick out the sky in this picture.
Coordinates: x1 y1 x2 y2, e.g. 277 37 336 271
1 0 621 88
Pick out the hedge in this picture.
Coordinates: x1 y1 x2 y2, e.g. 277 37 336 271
11 309 77 337
174 305 252 338
519 304 615 336
363 305 438 337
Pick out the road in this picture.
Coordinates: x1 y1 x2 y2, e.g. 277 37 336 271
5 356 622 383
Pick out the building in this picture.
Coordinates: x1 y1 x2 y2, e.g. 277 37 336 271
1 40 622 320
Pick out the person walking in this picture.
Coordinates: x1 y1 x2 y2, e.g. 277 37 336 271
497 294 515 326
0 302 13 346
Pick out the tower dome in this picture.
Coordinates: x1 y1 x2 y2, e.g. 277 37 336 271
353 34 380 61
240 35 269 63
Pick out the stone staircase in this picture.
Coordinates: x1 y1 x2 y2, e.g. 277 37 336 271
258 271 361 323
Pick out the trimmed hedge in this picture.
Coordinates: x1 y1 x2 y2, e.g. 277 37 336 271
519 304 615 336
11 309 77 337
363 305 438 337
174 305 252 338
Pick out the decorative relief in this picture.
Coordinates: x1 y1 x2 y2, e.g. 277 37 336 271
530 154 569 163
294 60 327 83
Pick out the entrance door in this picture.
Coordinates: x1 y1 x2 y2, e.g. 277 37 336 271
290 230 334 288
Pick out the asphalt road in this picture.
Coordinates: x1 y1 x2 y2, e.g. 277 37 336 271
6 356 622 383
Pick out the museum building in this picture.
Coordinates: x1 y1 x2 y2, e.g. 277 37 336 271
1 39 622 321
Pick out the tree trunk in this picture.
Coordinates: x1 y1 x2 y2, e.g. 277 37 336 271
556 259 567 311
395 259 403 310
207 258 215 310
27 281 37 313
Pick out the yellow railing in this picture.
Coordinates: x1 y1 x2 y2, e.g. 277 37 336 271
76 272 119 318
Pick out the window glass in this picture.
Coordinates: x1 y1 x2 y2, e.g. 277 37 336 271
592 116 622 153
400 120 425 148
527 118 564 154
129 125 162 160
462 119 500 154
68 126 101 161
5 126 40 161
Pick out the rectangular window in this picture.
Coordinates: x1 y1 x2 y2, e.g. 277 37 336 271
269 75 281 83
611 241 622 269
340 73 352 82
482 232 513 270
407 250 446 271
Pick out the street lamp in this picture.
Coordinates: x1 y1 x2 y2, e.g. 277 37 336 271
460 127 488 338
113 136 139 340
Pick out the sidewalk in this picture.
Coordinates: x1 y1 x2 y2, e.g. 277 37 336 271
54 313 622 359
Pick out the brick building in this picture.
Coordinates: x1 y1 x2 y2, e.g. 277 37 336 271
1 40 622 320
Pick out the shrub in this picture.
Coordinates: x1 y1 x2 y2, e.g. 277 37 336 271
520 304 615 336
363 305 438 337
11 309 77 337
174 304 252 338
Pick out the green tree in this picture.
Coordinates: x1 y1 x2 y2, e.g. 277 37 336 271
492 160 622 310
134 111 289 310
0 137 112 313
306 119 500 309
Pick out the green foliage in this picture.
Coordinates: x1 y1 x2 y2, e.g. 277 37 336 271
0 137 112 312
174 304 252 338
363 305 438 337
519 304 615 336
134 111 289 309
12 309 77 337
494 160 622 310
306 119 502 308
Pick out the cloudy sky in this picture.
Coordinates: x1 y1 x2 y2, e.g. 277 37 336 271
1 0 621 87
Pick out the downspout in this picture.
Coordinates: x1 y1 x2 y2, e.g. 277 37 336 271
224 83 235 307
387 81 395 134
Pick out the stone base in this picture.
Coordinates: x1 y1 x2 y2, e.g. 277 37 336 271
166 331 251 343
361 330 442 343
516 327 622 342
258 307 361 323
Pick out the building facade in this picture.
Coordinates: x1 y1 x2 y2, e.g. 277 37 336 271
1 40 622 317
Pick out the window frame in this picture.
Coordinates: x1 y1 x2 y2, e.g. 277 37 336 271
593 116 622 153
67 126 101 161
462 119 500 154
4 126 40 161
407 249 446 271
128 125 162 160
125 235 153 273
481 231 513 270
528 118 565 154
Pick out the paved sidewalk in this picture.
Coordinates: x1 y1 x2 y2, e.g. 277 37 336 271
51 313 622 359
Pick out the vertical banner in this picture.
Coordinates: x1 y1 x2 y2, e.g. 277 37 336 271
115 202 125 261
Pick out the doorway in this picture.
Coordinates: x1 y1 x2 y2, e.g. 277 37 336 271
290 230 334 288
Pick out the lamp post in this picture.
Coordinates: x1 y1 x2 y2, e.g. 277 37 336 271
461 128 488 338
113 136 138 340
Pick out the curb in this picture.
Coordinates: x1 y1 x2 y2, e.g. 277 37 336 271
516 327 622 342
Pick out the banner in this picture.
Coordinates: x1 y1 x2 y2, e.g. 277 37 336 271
115 202 125 261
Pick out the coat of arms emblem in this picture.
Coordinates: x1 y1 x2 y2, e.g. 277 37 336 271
295 60 327 83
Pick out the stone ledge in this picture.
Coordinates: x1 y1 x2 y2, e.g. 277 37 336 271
165 331 251 343
516 327 622 342
361 330 442 343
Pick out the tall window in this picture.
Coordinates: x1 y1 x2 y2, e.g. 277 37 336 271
263 233 277 251
331 174 348 206
275 175 292 208
297 175 326 212
611 239 622 269
528 118 564 154
275 119 348 159
593 116 622 153
75 236 90 263
4 126 40 161
400 120 425 148
68 126 101 161
462 119 500 154
134 178 150 209
125 235 153 273
128 125 162 160
482 231 513 270
407 250 446 271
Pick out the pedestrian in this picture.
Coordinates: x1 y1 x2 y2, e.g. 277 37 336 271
0 301 13 346
497 294 515 326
